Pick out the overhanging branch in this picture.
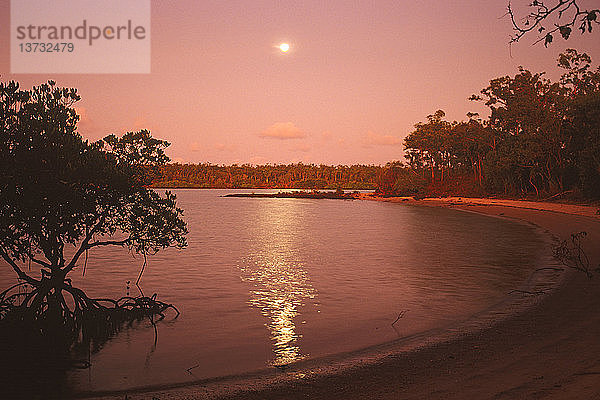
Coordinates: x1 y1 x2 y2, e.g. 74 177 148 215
0 248 40 285
507 0 599 45
29 256 52 269
87 239 131 248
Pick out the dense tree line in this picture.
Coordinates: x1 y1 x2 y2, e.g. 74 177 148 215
381 49 600 199
152 163 382 190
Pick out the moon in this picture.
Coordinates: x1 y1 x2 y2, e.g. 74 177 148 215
279 43 290 53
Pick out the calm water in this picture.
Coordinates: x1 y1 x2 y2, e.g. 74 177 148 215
0 190 549 392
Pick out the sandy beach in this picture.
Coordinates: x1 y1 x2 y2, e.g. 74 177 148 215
80 197 600 400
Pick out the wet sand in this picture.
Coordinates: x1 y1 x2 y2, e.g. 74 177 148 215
80 198 600 400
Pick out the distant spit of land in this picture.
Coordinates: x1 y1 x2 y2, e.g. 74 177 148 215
223 190 358 200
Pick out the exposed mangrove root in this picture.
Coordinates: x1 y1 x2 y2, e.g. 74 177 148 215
0 277 179 365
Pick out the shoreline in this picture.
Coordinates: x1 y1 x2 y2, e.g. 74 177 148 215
360 194 600 218
80 198 600 400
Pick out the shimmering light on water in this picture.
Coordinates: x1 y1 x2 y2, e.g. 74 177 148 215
0 189 551 392
241 258 316 365
240 199 317 365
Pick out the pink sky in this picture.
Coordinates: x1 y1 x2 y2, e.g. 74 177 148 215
1 0 599 165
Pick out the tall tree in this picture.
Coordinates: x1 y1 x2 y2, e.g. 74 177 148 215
558 49 600 196
404 110 453 181
470 67 569 194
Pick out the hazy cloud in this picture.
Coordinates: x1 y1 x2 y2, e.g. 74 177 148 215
120 116 156 136
248 155 269 164
215 142 237 151
362 131 403 147
291 143 311 152
190 142 202 152
133 117 148 130
260 122 306 139
321 130 333 140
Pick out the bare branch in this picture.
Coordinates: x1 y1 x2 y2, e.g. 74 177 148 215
509 289 546 296
392 310 408 326
0 248 39 285
553 231 594 278
29 256 52 269
87 239 131 248
507 1 599 46
64 215 107 274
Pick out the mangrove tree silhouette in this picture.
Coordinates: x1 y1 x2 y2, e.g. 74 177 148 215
0 80 188 390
